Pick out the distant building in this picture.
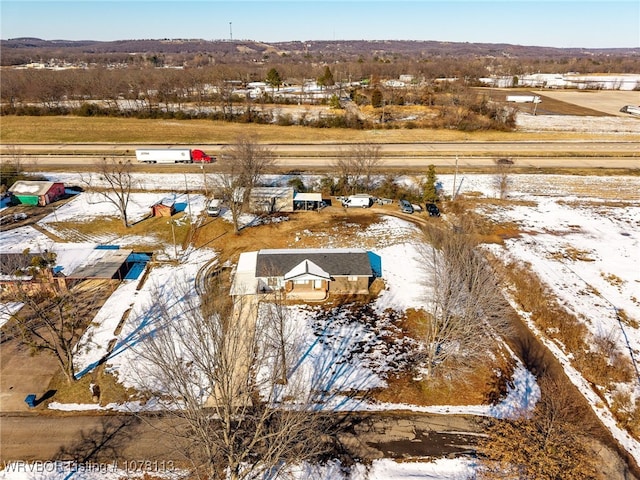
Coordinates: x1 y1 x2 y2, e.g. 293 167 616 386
8 181 65 206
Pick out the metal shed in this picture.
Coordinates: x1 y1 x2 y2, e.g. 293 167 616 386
8 181 65 206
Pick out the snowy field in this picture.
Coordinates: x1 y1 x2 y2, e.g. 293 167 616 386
0 458 476 480
2 171 639 479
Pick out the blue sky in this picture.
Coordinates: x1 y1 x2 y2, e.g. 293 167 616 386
1 1 638 48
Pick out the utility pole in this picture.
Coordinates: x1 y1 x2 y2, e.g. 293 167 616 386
184 174 192 219
452 155 459 200
229 22 233 41
201 164 208 196
169 220 177 259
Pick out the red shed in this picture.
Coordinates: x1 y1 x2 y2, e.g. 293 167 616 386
151 198 176 217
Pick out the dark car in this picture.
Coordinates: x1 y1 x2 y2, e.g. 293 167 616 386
426 203 441 217
496 157 514 165
399 199 414 214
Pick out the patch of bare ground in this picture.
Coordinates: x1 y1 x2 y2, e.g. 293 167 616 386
193 206 391 265
43 211 193 249
371 307 514 406
44 370 135 408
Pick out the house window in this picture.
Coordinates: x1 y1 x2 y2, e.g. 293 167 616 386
348 276 358 282
268 277 279 287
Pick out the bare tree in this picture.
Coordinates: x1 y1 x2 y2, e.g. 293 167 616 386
82 157 135 228
1 254 112 383
493 158 514 200
333 143 381 195
416 220 511 377
1 145 26 192
131 277 333 480
213 134 275 233
477 376 601 480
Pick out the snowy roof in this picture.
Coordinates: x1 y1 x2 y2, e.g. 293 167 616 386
153 197 176 208
256 248 372 278
231 251 259 296
283 259 331 281
8 180 61 196
294 192 322 202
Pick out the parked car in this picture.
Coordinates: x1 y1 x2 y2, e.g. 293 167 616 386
496 157 514 165
206 198 222 216
426 203 441 217
399 199 414 214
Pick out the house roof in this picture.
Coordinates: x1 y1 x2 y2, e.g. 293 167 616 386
8 181 61 196
256 248 372 278
231 250 259 296
283 259 331 281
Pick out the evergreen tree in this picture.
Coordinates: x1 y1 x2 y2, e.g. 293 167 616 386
422 164 439 203
317 66 335 89
266 68 282 91
371 88 383 108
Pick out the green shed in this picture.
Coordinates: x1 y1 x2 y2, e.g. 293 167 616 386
8 181 65 206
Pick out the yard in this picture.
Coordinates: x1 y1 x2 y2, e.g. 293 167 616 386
2 166 640 478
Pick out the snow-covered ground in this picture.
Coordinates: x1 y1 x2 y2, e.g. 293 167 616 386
2 171 639 479
516 113 640 133
0 458 476 480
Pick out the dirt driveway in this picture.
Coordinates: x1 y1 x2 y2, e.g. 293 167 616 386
0 338 59 412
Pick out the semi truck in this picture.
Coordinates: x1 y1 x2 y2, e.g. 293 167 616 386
135 148 214 164
620 105 640 117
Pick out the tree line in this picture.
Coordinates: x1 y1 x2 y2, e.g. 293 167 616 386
0 65 517 131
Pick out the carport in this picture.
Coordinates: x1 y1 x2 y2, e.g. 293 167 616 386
293 192 323 211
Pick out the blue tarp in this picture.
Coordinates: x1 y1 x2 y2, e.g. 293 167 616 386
124 253 151 280
367 251 382 278
124 263 146 280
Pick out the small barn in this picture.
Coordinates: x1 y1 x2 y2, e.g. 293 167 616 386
151 197 176 217
8 181 65 206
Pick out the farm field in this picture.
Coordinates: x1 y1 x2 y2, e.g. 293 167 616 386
1 90 639 147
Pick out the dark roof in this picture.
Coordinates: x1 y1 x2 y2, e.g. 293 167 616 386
66 249 132 279
256 248 372 277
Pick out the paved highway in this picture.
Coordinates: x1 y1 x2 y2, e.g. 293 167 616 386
1 141 639 169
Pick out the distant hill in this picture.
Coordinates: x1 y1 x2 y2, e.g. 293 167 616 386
1 37 638 65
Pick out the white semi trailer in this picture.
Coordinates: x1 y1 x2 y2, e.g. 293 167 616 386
135 148 213 164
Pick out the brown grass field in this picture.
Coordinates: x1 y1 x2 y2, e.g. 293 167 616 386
0 115 594 144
